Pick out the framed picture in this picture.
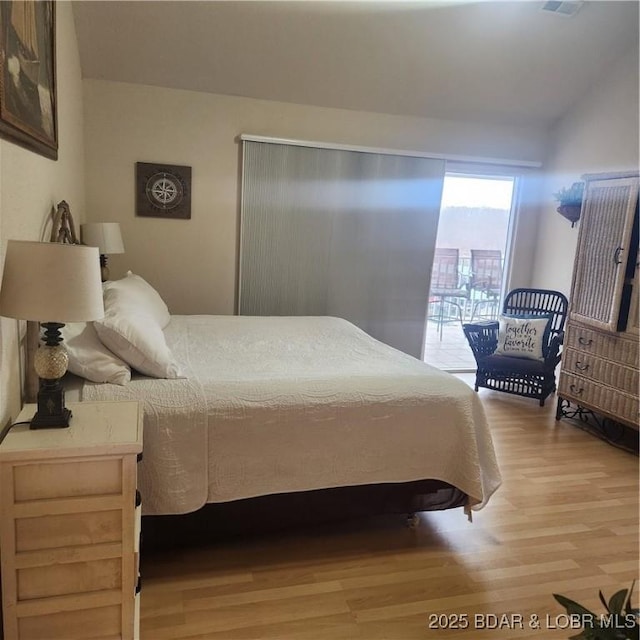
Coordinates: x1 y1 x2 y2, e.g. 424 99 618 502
136 162 192 219
0 0 58 160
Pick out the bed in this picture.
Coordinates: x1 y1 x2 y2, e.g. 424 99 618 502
27 273 501 538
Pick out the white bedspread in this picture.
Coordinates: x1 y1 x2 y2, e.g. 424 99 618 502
83 316 501 515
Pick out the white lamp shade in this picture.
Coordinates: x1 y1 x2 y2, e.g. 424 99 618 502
0 241 105 323
81 223 125 254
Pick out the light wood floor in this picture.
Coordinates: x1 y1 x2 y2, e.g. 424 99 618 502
140 382 639 639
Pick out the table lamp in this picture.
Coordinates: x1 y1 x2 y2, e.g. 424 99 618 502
80 222 125 282
0 240 104 428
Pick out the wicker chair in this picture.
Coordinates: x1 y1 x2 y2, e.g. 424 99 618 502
463 288 569 406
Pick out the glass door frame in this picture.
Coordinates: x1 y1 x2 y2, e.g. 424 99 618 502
422 167 521 372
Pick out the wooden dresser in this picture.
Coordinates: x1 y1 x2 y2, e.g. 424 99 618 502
557 172 639 430
0 401 143 640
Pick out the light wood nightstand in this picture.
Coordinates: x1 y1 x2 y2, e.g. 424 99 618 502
0 401 143 640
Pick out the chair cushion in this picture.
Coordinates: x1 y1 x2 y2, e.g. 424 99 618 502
480 354 547 375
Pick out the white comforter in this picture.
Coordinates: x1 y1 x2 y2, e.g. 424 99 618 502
83 315 501 515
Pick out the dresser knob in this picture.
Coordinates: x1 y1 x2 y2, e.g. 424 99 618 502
570 384 584 395
578 337 593 346
575 361 589 371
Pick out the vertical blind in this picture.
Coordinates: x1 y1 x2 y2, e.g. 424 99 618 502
239 140 446 358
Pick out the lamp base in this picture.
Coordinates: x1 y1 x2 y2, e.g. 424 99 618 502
31 407 72 429
100 254 110 282
30 379 72 429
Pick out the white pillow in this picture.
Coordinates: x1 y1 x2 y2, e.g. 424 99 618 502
62 322 131 385
495 315 550 361
103 271 170 328
94 312 182 379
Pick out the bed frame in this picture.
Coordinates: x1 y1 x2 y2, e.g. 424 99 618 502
143 480 466 550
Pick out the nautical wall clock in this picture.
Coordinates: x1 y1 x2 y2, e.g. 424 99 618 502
135 162 192 219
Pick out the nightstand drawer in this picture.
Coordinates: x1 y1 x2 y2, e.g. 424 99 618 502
14 458 122 502
15 510 122 552
18 604 121 640
559 372 639 426
563 347 639 395
17 557 121 600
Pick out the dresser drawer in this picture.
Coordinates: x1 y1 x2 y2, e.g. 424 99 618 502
565 323 639 368
559 372 639 427
562 347 639 395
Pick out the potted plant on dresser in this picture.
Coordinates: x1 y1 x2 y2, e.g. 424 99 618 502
554 181 585 227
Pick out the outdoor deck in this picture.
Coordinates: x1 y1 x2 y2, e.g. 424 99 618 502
424 319 476 370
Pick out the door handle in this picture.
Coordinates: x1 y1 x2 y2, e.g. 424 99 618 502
613 246 624 265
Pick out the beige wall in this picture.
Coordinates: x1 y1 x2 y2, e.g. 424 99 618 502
83 79 549 316
0 2 86 426
531 46 640 296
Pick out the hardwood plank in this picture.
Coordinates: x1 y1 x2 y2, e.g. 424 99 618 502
182 581 344 611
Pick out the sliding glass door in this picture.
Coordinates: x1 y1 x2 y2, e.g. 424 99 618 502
424 172 516 371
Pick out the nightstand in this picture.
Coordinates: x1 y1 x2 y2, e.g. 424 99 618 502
0 401 143 640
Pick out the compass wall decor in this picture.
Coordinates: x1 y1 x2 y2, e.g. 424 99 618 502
135 162 192 219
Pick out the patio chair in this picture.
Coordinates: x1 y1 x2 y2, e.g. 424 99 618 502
462 288 569 406
428 248 469 340
469 249 503 320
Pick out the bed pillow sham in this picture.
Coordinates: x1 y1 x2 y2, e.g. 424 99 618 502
94 311 182 379
102 271 171 329
494 314 550 361
62 322 131 385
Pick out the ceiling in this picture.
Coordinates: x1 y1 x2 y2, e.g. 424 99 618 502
72 1 639 129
